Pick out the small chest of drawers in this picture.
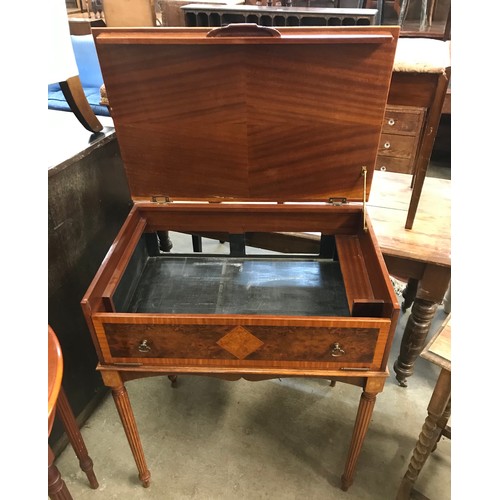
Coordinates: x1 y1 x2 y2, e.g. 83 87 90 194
376 105 426 174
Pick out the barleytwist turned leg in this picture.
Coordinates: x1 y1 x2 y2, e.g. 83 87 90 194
397 369 451 499
341 390 378 491
394 298 438 387
111 384 151 487
56 388 98 489
432 397 451 452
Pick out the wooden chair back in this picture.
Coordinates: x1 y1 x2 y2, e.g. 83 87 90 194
103 0 157 26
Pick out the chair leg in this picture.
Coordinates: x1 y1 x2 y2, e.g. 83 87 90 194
157 230 173 252
56 388 98 489
59 75 103 134
397 369 451 499
192 235 203 252
48 445 73 500
398 0 410 25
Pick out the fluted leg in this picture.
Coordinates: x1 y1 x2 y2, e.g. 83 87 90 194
341 390 378 491
111 384 151 487
56 388 98 489
397 368 451 499
48 445 73 500
394 298 438 387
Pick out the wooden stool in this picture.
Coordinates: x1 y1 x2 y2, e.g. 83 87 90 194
397 314 451 499
48 326 99 499
390 37 451 229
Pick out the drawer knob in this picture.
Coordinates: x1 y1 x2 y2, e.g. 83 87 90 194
138 339 151 353
380 166 387 172
331 342 345 357
384 142 391 149
388 118 395 126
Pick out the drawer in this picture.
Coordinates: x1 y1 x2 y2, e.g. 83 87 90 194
100 321 383 368
382 106 426 134
375 155 413 174
377 133 416 159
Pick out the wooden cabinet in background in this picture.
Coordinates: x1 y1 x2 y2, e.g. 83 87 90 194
376 105 426 174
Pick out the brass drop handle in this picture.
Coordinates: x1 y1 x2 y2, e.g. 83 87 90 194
331 342 345 357
138 339 151 353
387 118 395 126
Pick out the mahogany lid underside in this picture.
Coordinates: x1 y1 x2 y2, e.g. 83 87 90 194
93 26 399 202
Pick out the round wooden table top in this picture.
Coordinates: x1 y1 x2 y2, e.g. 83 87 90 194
48 325 63 436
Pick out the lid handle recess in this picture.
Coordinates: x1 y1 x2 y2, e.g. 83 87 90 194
207 23 281 38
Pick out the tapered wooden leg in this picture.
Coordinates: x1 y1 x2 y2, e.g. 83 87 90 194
59 75 103 134
341 390 378 491
56 387 98 489
397 369 451 499
48 445 73 500
111 383 151 487
394 298 438 387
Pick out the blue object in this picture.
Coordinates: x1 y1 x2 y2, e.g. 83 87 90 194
48 34 110 117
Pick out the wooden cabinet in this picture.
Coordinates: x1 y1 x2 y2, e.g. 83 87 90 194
181 4 378 27
85 25 400 493
48 114 132 453
376 105 426 174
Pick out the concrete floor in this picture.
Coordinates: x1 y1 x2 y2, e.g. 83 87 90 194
54 227 451 500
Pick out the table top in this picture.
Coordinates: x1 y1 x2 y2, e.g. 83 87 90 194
368 170 451 268
420 314 451 371
47 110 115 174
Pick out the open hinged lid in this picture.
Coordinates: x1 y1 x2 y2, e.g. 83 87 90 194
93 25 399 203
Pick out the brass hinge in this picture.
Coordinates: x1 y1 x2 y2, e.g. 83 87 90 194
328 197 347 206
151 195 170 204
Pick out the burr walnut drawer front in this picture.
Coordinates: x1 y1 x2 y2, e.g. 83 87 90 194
96 319 391 369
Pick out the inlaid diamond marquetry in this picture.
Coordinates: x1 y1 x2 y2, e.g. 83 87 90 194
217 326 264 359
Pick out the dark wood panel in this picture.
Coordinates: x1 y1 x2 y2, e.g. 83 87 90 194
375 155 413 174
49 134 132 452
387 72 439 108
381 106 425 134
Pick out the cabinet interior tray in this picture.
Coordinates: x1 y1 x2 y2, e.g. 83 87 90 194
115 248 350 317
